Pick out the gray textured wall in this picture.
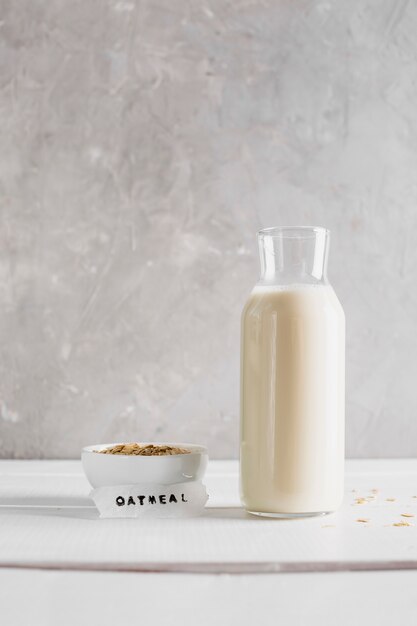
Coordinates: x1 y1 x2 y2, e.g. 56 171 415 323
1 0 417 459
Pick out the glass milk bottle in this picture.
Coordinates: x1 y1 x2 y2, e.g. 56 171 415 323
240 227 345 517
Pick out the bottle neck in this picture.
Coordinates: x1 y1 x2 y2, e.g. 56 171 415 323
258 227 329 285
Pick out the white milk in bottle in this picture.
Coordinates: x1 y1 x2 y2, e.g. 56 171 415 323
240 227 345 516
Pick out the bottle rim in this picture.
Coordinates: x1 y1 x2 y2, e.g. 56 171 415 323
257 226 329 239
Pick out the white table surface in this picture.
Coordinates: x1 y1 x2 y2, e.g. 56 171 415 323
1 459 417 625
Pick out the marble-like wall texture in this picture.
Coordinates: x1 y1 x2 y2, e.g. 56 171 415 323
1 0 417 458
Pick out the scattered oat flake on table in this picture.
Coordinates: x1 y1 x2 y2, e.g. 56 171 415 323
393 521 414 527
385 498 396 502
321 524 336 528
356 518 369 523
401 513 415 518
355 498 368 505
371 489 379 494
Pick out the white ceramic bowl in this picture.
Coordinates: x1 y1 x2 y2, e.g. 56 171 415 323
81 442 208 488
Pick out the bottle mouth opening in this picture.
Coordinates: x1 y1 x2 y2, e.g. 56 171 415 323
257 226 329 239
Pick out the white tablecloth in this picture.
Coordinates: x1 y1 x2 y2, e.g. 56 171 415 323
1 459 416 624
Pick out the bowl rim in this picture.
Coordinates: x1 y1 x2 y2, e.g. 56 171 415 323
82 442 208 456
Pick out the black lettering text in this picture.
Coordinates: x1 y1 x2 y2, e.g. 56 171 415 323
137 496 145 506
159 495 166 504
148 495 156 504
181 493 188 503
116 496 125 507
169 494 177 503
